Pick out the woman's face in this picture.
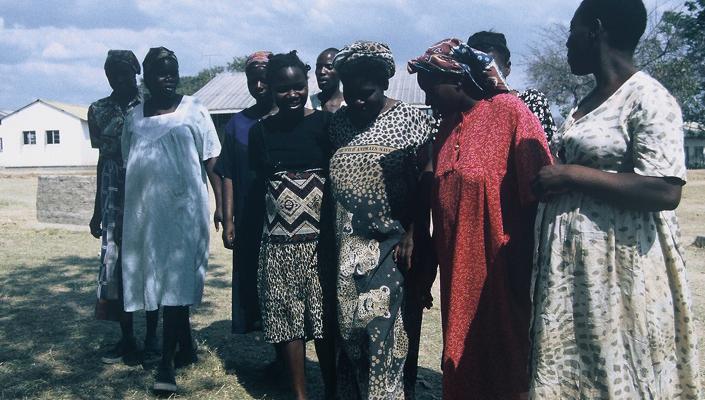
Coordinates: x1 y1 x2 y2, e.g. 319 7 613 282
566 7 597 76
106 63 138 98
146 58 179 98
417 72 463 116
246 64 270 103
341 74 386 124
270 66 308 113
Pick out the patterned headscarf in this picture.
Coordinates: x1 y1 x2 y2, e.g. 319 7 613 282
333 41 395 79
246 51 272 70
142 46 178 77
407 38 510 95
104 50 141 75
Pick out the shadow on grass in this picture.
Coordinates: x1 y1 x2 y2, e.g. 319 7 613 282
0 256 147 399
0 256 231 399
197 320 324 400
0 254 442 399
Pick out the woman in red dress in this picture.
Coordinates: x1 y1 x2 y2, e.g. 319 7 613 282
409 39 552 399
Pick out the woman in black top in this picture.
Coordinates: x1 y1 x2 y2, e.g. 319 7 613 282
248 51 334 400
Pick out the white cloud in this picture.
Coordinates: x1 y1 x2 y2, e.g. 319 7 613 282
0 0 675 111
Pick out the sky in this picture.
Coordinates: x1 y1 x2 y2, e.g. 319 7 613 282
0 0 676 112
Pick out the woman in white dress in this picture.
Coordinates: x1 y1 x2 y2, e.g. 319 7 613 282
530 1 701 398
121 47 221 394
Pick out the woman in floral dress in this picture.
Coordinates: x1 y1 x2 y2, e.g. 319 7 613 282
530 0 701 398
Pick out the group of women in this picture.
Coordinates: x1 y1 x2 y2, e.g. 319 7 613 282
89 0 701 398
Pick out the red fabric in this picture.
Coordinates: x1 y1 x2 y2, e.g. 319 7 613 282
431 94 552 400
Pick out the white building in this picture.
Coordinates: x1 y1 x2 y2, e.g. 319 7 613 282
0 99 97 168
684 122 705 168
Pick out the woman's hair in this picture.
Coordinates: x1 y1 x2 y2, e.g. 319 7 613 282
466 31 511 65
338 58 390 87
265 51 311 83
578 0 647 51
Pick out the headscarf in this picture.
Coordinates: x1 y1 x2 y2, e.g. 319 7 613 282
246 51 272 70
333 41 395 78
142 46 178 77
407 38 510 95
104 50 140 75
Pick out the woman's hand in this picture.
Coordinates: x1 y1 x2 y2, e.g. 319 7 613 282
532 164 575 199
420 292 433 310
393 230 414 273
89 213 101 238
222 220 235 250
213 207 223 232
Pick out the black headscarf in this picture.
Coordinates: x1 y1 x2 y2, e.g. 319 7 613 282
104 50 141 74
142 46 178 77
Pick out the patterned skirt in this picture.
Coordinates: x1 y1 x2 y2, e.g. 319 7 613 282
95 159 125 321
257 169 326 343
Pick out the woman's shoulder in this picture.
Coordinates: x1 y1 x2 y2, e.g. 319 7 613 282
306 109 333 123
518 88 549 105
488 92 527 109
626 71 679 108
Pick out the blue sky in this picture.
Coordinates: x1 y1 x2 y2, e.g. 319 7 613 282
0 0 675 111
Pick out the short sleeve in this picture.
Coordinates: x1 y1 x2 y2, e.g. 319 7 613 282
88 104 101 149
120 113 133 167
513 100 554 206
629 84 686 182
192 100 221 161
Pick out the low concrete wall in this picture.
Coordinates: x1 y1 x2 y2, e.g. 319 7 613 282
36 175 95 225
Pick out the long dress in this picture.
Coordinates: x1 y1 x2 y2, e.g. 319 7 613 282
249 111 331 343
529 71 702 399
214 111 263 333
431 93 552 399
329 102 435 400
120 95 221 312
88 92 140 320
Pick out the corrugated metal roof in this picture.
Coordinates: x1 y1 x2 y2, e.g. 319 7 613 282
194 70 428 113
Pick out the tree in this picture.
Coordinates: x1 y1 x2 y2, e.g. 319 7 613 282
525 24 594 117
525 4 705 123
226 56 248 72
178 66 224 95
662 0 705 123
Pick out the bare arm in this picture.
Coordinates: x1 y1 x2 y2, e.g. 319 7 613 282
89 156 104 238
534 164 682 211
222 177 235 249
204 157 223 231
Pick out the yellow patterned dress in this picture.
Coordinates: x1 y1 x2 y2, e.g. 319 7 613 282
529 72 701 399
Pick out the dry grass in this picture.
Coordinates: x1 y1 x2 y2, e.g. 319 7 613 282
1 172 704 399
0 176 442 400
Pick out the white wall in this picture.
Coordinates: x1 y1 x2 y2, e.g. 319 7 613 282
0 102 98 167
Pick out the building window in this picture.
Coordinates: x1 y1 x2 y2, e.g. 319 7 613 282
46 130 60 144
0 137 3 152
22 131 36 145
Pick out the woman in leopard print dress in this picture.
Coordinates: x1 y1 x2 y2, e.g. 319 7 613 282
329 41 435 400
